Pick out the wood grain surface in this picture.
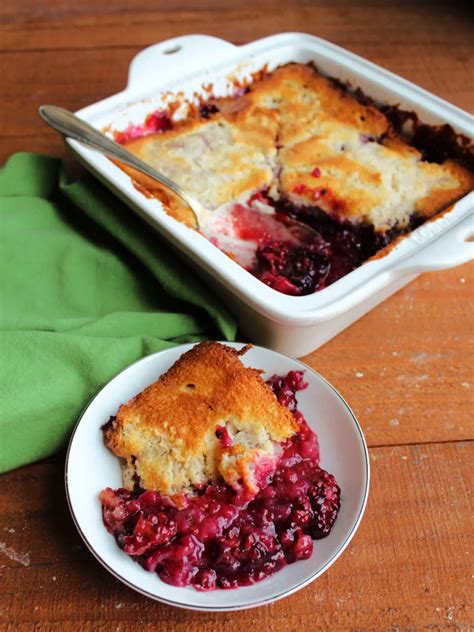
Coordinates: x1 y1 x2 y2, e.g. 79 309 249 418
1 1 473 630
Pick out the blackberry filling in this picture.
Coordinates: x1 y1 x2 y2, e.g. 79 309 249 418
199 103 219 119
249 200 401 295
255 240 331 295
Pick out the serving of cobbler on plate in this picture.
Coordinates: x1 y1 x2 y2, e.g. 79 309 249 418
100 342 341 590
113 63 473 296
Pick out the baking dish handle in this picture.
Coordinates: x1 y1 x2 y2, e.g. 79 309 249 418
128 35 238 90
392 214 474 275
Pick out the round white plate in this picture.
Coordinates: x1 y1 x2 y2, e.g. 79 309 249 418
65 342 369 611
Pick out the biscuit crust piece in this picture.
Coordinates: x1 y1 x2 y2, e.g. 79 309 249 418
123 63 472 232
103 342 298 497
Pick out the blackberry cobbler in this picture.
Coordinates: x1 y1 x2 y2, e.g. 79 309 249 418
100 343 341 590
112 64 472 296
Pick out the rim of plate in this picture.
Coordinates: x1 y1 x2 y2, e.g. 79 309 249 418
65 342 370 611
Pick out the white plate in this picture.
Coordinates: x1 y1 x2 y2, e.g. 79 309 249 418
65 342 369 611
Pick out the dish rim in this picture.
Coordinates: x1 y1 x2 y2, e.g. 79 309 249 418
64 341 370 611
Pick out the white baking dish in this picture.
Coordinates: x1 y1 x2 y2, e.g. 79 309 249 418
68 33 474 357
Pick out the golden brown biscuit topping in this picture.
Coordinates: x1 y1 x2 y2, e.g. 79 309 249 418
104 342 298 496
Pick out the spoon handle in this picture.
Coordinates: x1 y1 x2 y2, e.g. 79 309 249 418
38 105 201 226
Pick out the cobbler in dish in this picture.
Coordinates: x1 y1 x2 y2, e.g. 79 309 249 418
113 63 473 295
100 343 340 590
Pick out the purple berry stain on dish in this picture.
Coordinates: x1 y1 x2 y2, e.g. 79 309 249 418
113 110 172 144
100 370 341 591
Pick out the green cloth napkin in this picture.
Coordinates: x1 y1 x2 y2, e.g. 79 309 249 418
0 153 236 473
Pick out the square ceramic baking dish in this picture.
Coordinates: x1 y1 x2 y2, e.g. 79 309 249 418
68 33 474 357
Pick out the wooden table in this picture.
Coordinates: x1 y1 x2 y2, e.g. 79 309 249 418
1 1 473 630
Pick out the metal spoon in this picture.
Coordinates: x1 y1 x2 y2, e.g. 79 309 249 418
38 105 323 266
38 105 210 226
